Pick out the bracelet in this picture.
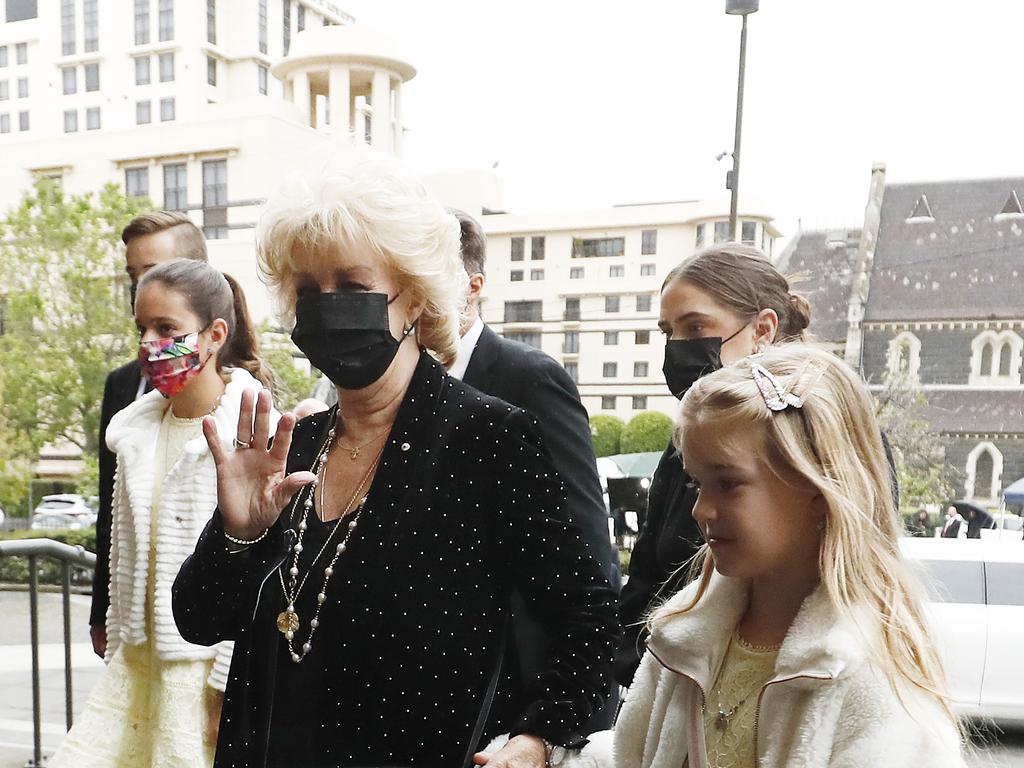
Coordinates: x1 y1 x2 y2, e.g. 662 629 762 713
223 527 270 547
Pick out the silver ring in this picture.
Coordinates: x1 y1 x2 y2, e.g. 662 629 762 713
233 437 253 449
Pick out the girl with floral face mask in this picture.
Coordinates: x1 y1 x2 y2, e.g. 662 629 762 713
51 260 276 768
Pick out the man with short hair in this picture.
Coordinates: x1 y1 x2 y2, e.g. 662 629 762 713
940 505 967 539
89 212 208 658
449 209 621 729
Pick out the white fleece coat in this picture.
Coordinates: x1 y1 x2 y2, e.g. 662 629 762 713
613 572 966 768
104 367 278 692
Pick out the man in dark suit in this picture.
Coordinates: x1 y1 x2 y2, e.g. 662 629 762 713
90 212 208 658
449 210 621 729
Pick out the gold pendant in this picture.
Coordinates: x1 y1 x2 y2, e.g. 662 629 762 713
276 610 299 634
349 447 359 460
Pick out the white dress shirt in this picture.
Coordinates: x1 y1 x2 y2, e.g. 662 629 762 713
448 315 485 381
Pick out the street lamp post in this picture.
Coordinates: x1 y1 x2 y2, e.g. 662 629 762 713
726 0 758 242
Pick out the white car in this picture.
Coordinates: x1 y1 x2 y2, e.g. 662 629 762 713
32 494 96 526
900 537 1024 725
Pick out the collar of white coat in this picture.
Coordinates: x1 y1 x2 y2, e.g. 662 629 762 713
644 569 868 692
106 367 273 459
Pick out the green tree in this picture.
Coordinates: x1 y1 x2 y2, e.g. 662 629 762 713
260 324 319 412
590 414 625 458
874 372 954 511
0 178 150 510
620 411 675 454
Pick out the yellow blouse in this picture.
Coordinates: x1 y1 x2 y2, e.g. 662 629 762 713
702 631 780 768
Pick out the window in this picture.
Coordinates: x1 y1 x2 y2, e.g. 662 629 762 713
564 298 580 321
714 221 731 243
504 301 542 323
159 53 174 82
15 42 27 65
531 236 545 260
603 362 618 378
160 97 175 121
887 331 921 381
62 67 76 94
86 106 100 130
158 0 174 41
136 100 151 124
696 223 706 248
632 396 647 410
605 296 620 313
125 167 149 198
202 159 228 238
529 268 544 281
0 81 7 100
634 362 649 377
917 559 984 605
604 331 619 345
569 266 584 279
18 110 28 131
135 0 150 45
641 229 657 255
563 362 578 383
742 221 757 245
965 441 1002 502
297 3 305 30
640 263 657 277
163 163 187 210
283 0 291 55
135 56 150 85
987 563 1024 607
207 56 217 86
84 63 99 91
510 237 524 261
83 0 98 52
635 330 650 345
0 114 9 134
505 331 541 349
207 0 217 44
258 0 268 54
609 265 624 278
509 270 523 282
636 295 652 312
63 109 77 133
16 77 27 98
601 396 616 410
572 237 625 259
61 0 76 55
563 331 579 354
6 0 37 22
0 47 6 67
970 330 1023 385
258 65 268 95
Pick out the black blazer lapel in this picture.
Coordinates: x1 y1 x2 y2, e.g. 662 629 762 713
463 324 501 392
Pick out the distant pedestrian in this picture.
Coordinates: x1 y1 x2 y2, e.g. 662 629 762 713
908 507 932 537
941 505 967 539
53 261 275 768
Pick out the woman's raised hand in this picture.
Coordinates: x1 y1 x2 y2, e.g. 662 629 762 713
203 388 317 540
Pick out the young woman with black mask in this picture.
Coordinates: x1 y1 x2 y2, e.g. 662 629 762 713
614 243 811 687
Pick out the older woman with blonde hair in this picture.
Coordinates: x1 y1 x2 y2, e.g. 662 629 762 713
172 145 618 768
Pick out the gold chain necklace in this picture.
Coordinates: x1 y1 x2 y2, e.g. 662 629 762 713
275 415 386 663
710 632 781 730
334 428 389 460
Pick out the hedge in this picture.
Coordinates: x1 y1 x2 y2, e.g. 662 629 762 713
0 528 97 585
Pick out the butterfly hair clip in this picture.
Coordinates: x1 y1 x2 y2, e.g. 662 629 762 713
751 359 829 412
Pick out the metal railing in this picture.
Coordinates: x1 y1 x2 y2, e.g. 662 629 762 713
0 539 96 768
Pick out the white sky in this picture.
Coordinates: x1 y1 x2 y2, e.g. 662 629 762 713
343 0 1024 243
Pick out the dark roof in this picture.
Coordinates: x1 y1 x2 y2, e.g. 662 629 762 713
865 177 1024 321
778 229 860 343
920 389 1024 434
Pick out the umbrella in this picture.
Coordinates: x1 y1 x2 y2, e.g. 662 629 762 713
950 499 995 539
1004 477 1024 505
608 452 663 478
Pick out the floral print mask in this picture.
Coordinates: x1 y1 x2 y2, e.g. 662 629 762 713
138 330 210 398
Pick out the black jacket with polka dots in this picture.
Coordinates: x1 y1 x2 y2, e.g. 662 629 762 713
173 353 620 768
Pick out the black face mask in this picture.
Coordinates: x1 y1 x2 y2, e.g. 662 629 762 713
291 292 415 391
662 325 745 400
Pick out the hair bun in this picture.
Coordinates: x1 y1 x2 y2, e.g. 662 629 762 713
788 293 812 332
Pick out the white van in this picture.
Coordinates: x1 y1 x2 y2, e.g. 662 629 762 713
900 538 1024 725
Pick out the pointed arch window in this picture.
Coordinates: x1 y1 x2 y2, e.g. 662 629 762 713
886 331 922 382
906 194 934 222
965 442 1003 503
970 330 1023 386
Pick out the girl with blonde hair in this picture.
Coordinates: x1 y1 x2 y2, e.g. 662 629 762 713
614 343 964 768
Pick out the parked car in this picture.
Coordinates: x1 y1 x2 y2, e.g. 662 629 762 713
980 513 1024 541
900 537 1024 725
30 512 87 531
32 494 96 526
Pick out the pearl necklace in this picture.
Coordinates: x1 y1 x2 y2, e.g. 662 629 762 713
275 415 384 663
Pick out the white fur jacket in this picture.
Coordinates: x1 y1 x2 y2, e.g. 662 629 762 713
613 572 965 768
104 368 278 692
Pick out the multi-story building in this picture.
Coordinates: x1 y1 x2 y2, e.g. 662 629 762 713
0 0 414 324
480 201 781 421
